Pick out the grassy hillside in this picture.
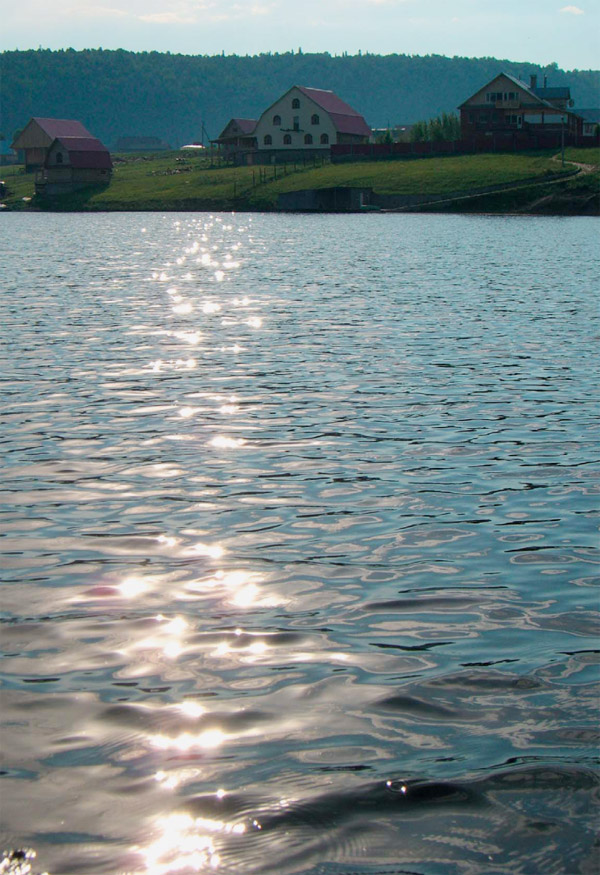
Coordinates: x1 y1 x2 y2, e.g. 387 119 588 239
2 146 597 213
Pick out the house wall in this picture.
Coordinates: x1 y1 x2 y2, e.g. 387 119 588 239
253 87 337 151
47 143 70 166
44 167 110 182
13 120 53 149
23 147 48 169
36 165 111 195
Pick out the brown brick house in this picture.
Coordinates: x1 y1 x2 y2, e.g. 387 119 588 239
459 73 580 141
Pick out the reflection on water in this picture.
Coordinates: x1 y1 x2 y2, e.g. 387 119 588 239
0 212 599 875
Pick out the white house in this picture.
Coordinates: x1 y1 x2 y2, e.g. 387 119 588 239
253 86 371 152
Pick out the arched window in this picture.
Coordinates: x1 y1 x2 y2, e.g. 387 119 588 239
273 114 281 125
311 114 320 125
320 133 329 144
56 152 63 164
304 133 313 145
263 134 272 145
292 98 300 109
283 134 292 145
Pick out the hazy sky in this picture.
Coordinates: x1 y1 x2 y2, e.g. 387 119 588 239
1 0 598 69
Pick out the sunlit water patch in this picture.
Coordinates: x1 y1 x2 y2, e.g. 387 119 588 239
1 212 599 875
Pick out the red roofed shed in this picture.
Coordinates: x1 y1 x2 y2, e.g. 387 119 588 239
36 136 112 195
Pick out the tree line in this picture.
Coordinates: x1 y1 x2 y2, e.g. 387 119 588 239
1 48 598 149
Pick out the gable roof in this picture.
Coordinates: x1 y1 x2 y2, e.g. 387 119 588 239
33 118 94 139
232 118 257 134
12 117 95 149
215 118 257 141
48 136 112 169
459 72 576 114
296 86 371 136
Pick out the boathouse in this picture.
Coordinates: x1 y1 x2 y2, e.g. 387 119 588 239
35 136 112 195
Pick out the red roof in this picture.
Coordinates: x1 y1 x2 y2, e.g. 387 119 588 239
232 118 257 134
49 137 112 169
33 117 94 139
297 87 371 137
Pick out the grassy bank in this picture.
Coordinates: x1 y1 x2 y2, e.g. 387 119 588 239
1 146 598 213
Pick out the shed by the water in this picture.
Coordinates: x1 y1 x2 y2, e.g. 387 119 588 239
278 187 373 211
35 136 112 195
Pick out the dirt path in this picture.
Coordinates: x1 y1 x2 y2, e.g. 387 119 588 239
551 153 596 173
385 166 582 212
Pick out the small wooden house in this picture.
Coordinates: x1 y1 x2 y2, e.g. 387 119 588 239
212 119 257 159
11 117 95 171
35 137 112 195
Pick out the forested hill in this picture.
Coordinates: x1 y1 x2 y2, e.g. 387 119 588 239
2 49 599 149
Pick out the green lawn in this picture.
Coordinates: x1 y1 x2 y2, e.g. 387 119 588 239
1 146 594 212
0 164 36 206
247 152 562 208
563 146 600 167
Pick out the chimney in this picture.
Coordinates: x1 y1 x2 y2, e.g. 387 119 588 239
530 74 538 90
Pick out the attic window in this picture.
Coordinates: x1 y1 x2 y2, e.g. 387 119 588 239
292 98 300 109
283 134 292 145
320 133 329 144
56 152 63 164
311 114 320 125
273 114 281 125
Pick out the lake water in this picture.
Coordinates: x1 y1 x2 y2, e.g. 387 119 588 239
1 212 599 875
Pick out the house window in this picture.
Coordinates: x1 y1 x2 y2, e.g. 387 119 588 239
264 134 272 145
283 134 292 145
273 114 281 125
304 133 313 144
320 133 329 144
292 98 300 109
56 152 63 164
311 114 320 125
293 116 299 131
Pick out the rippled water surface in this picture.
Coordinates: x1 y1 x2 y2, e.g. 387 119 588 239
1 212 599 875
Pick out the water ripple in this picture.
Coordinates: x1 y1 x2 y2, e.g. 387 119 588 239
1 213 598 874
